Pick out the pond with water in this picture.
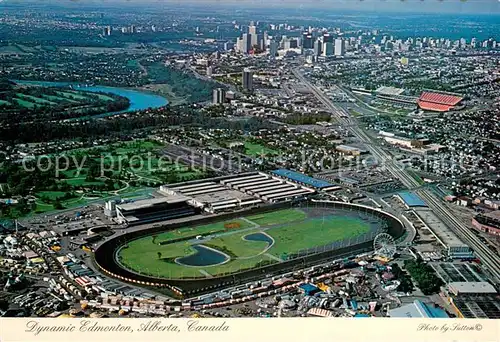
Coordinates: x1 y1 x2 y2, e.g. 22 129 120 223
243 232 274 246
175 245 229 267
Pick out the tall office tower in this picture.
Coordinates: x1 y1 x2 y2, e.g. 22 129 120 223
242 69 253 92
302 32 313 49
313 39 322 56
206 66 213 77
241 33 252 53
105 26 111 36
289 38 299 49
263 31 269 45
130 25 136 34
257 34 265 51
283 38 291 50
224 41 234 51
269 40 278 59
249 23 257 35
323 33 333 43
335 38 345 56
213 88 226 104
322 42 334 56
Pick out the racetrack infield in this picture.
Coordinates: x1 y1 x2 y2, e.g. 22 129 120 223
117 207 385 279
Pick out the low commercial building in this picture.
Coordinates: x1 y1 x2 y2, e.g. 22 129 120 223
396 192 427 209
388 300 449 318
335 145 367 156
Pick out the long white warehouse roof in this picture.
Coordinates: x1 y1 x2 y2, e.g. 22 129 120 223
225 175 268 186
182 187 226 196
238 179 282 191
263 189 311 200
220 174 263 184
250 183 297 194
180 184 226 194
173 182 216 191
257 186 300 197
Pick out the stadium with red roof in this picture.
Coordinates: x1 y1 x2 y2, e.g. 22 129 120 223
417 91 464 112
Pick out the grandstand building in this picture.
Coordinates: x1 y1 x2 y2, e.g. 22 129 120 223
417 91 464 112
115 195 196 226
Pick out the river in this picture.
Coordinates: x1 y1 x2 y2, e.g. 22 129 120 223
13 80 169 116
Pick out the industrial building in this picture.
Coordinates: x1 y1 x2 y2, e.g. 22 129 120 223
431 262 489 283
272 169 339 191
443 282 500 318
472 210 500 237
412 207 474 260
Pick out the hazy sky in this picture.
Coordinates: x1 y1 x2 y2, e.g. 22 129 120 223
3 0 500 14
179 0 500 13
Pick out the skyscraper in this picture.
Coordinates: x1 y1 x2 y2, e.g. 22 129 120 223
335 38 345 56
269 40 278 59
323 33 333 43
102 26 111 36
302 32 313 49
242 69 253 92
313 39 322 56
213 88 226 104
241 33 252 53
322 42 334 56
249 24 257 35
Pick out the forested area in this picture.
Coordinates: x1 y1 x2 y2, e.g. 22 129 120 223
0 106 277 143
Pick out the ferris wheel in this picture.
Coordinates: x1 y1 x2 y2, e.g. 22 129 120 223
373 233 397 259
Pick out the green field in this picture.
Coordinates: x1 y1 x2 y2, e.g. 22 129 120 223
118 208 375 279
243 142 278 157
55 91 91 101
13 98 36 108
0 86 122 114
41 94 79 103
16 93 56 105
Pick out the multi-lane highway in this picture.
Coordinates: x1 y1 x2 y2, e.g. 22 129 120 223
292 67 500 283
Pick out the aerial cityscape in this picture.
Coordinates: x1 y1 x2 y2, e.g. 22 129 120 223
0 0 499 321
